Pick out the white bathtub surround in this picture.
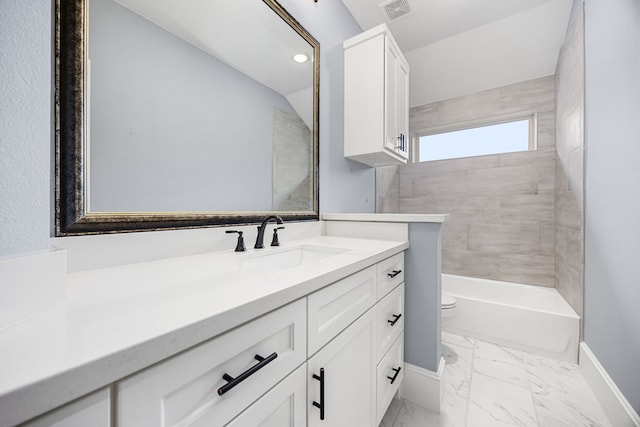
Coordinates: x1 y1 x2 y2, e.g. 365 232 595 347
399 358 446 413
385 332 610 427
579 343 640 427
0 248 67 330
443 274 580 362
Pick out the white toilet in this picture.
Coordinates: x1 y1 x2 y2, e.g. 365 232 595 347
441 293 457 329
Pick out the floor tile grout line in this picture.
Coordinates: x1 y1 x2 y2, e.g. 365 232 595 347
464 338 477 426
522 352 543 427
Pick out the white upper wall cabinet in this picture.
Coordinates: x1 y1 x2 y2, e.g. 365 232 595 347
344 24 410 167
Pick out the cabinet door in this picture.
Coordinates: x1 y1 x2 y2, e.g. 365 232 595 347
384 37 400 155
308 309 376 427
396 56 410 160
226 364 306 427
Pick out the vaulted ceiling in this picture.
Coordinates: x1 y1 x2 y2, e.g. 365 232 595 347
341 0 573 106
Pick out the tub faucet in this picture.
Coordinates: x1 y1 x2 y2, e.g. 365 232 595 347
254 215 284 249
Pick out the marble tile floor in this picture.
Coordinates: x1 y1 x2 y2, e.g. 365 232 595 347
380 332 611 427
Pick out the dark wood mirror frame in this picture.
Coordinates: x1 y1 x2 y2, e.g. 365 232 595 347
55 0 320 236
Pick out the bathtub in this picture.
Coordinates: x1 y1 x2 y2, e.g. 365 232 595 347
442 274 580 363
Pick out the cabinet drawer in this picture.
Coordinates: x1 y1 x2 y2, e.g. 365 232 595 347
307 265 376 355
117 299 306 427
226 364 306 427
377 253 404 299
376 335 404 425
375 283 404 361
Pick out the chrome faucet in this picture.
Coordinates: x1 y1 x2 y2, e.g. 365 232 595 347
254 215 284 249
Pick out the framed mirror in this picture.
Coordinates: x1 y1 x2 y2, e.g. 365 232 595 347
55 0 320 236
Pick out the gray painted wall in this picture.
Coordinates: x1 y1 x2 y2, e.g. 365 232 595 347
378 77 557 287
0 0 51 257
554 0 585 326
0 0 372 259
584 0 640 413
404 223 442 371
277 0 375 214
89 0 296 212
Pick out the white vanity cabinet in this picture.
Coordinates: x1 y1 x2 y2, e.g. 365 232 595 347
306 252 406 426
344 23 410 167
94 251 403 427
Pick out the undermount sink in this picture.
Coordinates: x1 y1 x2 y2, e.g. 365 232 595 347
242 245 350 269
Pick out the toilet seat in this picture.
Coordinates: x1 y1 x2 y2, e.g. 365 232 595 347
442 293 456 309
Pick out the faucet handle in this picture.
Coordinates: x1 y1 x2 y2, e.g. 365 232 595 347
225 230 246 252
271 227 285 247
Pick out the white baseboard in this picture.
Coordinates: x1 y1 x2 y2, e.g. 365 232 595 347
399 358 445 414
579 342 640 427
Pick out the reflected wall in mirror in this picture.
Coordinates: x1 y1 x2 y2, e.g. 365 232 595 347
55 0 319 235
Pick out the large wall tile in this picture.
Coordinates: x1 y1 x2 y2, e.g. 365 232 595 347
538 168 556 195
442 249 500 279
539 225 556 257
468 224 540 256
555 258 583 318
567 146 584 191
441 222 469 251
375 166 399 212
498 254 555 287
379 76 558 287
437 89 502 123
555 226 583 272
499 76 556 113
398 196 441 213
410 170 468 198
500 194 554 226
467 165 539 196
555 190 583 231
554 1 584 328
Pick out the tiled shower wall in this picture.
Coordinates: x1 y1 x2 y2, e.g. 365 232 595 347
377 76 556 287
555 2 585 320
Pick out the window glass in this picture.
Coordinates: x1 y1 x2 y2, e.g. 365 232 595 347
417 119 531 162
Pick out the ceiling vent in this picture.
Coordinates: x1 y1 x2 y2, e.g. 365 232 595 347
381 0 413 21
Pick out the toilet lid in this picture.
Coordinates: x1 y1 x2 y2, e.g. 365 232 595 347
442 293 456 309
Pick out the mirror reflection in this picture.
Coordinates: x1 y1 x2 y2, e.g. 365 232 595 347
87 0 315 213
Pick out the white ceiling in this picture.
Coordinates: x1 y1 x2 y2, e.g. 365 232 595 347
341 0 572 106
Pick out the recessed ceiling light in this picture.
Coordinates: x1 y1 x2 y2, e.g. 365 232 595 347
293 53 309 63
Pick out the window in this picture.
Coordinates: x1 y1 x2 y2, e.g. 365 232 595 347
415 116 535 163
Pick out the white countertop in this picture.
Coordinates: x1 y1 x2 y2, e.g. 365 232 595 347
322 213 449 223
0 235 407 426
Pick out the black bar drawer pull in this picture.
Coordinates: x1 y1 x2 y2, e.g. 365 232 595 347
217 352 278 396
387 366 402 384
312 368 325 420
388 313 402 326
387 269 402 278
